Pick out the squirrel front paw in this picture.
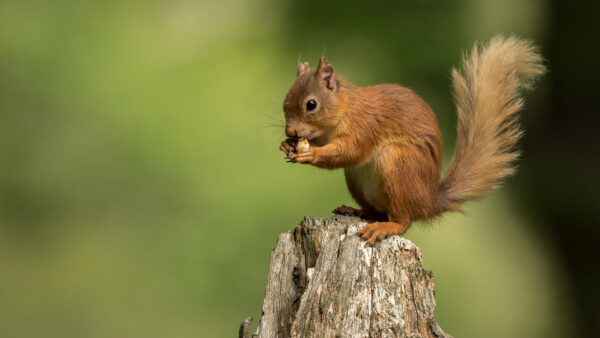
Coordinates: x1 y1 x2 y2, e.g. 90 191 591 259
288 147 316 164
279 139 296 157
281 138 312 162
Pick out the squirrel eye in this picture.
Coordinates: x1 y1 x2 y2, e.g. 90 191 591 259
306 99 317 111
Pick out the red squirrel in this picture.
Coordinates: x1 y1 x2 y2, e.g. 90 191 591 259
279 36 545 245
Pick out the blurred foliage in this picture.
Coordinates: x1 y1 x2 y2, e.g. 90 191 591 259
0 0 582 337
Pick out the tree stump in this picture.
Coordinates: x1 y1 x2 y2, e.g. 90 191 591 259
240 215 451 338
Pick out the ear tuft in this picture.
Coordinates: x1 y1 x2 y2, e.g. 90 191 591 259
297 62 310 77
317 57 336 91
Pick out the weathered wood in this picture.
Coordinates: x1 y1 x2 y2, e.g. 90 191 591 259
241 215 451 338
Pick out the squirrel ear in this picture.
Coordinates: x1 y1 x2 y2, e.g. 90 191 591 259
297 62 310 77
316 57 336 91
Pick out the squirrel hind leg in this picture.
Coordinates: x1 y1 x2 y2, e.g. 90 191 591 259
333 205 362 217
333 205 388 222
357 220 411 246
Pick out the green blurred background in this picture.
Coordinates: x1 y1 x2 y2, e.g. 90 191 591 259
1 0 599 337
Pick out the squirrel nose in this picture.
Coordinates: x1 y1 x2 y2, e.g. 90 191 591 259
285 125 298 139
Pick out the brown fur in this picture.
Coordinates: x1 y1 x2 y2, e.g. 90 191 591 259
280 36 545 245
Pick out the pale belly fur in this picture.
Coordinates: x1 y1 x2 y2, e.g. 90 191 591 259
344 155 387 213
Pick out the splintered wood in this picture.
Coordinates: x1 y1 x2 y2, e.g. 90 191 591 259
240 216 451 338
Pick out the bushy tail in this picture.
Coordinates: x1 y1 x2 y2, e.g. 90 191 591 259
438 36 545 213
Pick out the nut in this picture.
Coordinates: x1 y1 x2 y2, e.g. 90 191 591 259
296 138 310 153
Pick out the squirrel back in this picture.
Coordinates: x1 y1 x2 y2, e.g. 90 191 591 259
437 36 545 213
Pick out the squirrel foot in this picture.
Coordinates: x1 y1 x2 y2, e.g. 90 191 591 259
334 205 389 223
357 221 409 246
333 205 363 217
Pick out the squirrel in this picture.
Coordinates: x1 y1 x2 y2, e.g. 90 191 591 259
279 36 545 245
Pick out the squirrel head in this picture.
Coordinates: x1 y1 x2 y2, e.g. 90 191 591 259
283 57 347 142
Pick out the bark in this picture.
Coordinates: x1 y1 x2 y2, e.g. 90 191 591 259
240 215 451 338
